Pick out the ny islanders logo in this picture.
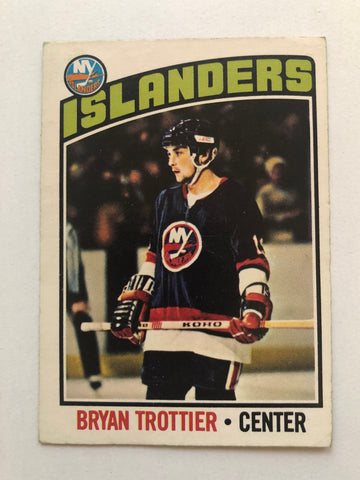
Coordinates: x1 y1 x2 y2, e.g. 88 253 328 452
64 55 106 96
162 222 202 272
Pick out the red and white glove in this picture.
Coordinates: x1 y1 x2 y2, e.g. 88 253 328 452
229 287 272 344
111 274 154 345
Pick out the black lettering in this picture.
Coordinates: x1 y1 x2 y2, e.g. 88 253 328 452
295 412 306 432
251 412 262 432
262 412 273 432
239 412 250 432
284 412 294 432
273 412 284 432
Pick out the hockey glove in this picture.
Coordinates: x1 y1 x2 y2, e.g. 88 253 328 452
229 283 272 344
111 274 154 345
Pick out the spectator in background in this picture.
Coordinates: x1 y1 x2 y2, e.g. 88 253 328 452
94 170 143 352
141 159 171 241
256 156 302 243
247 143 271 196
67 154 102 249
143 159 163 204
66 222 102 390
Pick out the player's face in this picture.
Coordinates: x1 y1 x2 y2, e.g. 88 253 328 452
165 146 195 183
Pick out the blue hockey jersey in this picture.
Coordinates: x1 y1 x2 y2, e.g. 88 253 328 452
147 178 270 327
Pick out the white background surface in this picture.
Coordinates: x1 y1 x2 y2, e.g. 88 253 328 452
1 1 359 479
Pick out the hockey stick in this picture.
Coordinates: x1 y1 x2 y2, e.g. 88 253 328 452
81 319 314 332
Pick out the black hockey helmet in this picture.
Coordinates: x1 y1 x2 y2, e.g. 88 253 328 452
161 118 219 156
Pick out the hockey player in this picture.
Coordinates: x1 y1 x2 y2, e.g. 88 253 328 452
111 119 272 400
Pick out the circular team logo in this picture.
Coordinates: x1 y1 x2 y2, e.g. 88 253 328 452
162 221 202 272
64 55 106 96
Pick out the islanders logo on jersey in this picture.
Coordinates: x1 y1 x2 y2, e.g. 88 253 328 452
64 55 106 96
162 221 202 272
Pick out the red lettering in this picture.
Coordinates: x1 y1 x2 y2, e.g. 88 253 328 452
206 412 217 431
188 411 193 431
107 411 118 430
133 410 217 432
88 410 99 430
158 411 168 431
99 410 109 429
145 411 157 431
77 410 87 430
135 410 145 430
195 412 205 431
118 411 130 430
168 411 178 431
179 411 187 431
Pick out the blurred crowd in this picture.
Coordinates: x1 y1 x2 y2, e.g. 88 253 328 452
67 101 312 253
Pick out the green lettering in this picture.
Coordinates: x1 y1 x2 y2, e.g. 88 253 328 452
80 91 106 129
168 67 195 103
139 73 165 110
286 59 313 92
257 59 283 92
110 83 135 119
227 60 253 93
198 62 224 97
63 99 77 138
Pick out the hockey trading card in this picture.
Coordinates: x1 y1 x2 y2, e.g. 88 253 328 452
40 38 331 446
